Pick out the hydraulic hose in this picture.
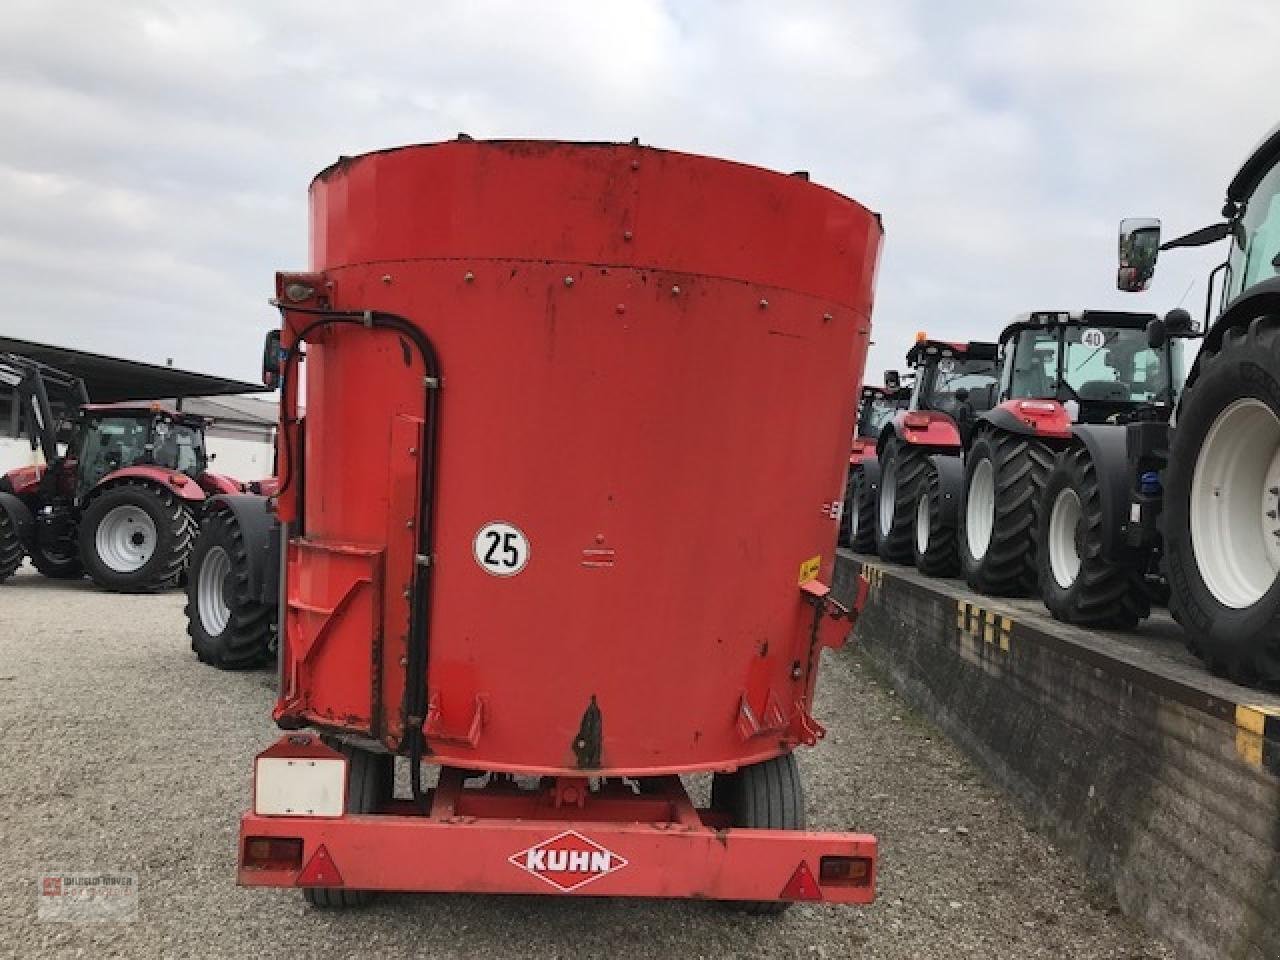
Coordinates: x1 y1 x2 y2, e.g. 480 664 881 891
272 304 441 804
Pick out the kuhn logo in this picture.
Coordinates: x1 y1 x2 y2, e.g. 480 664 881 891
508 830 628 892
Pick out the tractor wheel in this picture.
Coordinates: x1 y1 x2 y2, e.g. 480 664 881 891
844 465 877 554
913 460 958 578
185 509 275 670
79 482 196 592
0 509 22 583
1036 447 1149 629
875 438 926 564
29 541 83 580
303 740 393 908
959 430 1053 596
1162 315 1280 685
710 752 805 914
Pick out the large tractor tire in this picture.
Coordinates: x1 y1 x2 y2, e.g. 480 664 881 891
959 430 1053 596
185 508 275 669
843 464 878 553
1036 446 1149 629
79 481 196 592
710 752 805 914
30 540 83 580
875 437 926 564
0 509 23 583
303 740 394 908
1162 315 1280 685
913 459 958 578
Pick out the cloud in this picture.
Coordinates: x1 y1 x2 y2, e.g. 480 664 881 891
0 0 1274 384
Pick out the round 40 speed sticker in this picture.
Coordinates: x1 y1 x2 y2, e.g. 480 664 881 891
473 521 530 576
1080 328 1107 349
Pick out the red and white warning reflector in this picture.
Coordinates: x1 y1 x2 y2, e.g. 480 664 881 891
780 860 823 901
297 844 343 887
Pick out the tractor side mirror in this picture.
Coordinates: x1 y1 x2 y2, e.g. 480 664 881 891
1117 217 1161 292
262 329 284 387
883 369 901 391
1145 318 1167 349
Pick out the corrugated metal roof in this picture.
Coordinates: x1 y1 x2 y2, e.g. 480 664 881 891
0 335 268 402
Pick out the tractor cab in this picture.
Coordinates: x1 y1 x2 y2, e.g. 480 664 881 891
854 386 894 442
68 404 209 499
993 310 1195 425
904 338 1000 422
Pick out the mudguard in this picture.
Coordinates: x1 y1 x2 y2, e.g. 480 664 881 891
95 465 208 502
881 412 962 452
3 464 45 498
1186 276 1280 388
206 495 280 607
198 471 244 496
927 454 965 529
980 401 1073 441
0 492 34 549
1067 424 1134 561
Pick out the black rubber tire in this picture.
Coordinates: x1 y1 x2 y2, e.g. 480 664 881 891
958 430 1054 596
79 482 196 592
710 752 805 914
303 741 394 908
0 509 22 583
186 508 276 670
875 437 927 564
1162 315 1280 686
913 460 958 578
1036 446 1149 629
30 541 83 580
845 464 877 554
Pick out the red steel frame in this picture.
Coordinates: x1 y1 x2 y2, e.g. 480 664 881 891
241 577 875 904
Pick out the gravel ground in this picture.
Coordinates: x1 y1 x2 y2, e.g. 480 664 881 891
0 565 1172 959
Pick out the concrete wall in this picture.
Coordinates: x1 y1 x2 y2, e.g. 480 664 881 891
0 436 40 472
834 553 1280 960
206 433 273 483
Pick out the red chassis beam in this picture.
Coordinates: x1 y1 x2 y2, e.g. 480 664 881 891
240 749 877 905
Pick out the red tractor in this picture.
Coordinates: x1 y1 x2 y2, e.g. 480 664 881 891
939 311 1191 623
865 338 999 573
0 353 246 592
837 384 895 550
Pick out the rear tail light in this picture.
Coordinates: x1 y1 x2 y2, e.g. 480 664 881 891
243 836 303 871
819 855 873 887
903 412 931 429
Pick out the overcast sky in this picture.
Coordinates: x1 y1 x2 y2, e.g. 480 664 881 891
1 1 1276 385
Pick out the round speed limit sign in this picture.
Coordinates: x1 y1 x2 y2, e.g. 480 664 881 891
1080 328 1106 349
473 521 530 576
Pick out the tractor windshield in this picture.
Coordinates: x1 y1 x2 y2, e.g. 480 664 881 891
151 420 206 475
1007 325 1178 408
856 392 894 438
1227 156 1280 299
919 358 998 416
79 416 151 489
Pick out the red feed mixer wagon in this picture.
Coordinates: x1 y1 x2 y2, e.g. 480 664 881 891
233 139 883 910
